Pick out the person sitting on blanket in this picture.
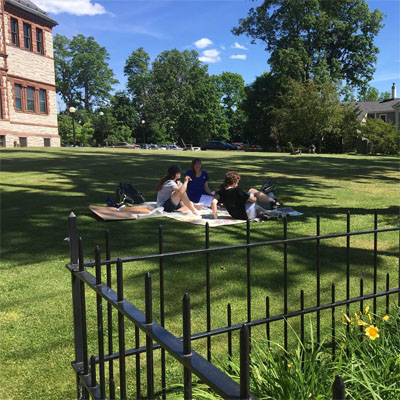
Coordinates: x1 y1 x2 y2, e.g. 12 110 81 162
184 158 214 203
210 172 278 220
156 165 201 215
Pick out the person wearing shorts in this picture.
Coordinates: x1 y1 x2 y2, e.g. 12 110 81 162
211 171 275 220
156 165 200 214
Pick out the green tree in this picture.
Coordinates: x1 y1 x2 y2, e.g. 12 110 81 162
146 49 228 144
359 86 380 101
110 91 139 136
241 72 280 148
124 47 151 110
54 34 118 111
233 0 384 90
379 91 392 100
54 35 77 109
213 72 246 141
271 79 359 152
57 114 81 145
361 119 399 155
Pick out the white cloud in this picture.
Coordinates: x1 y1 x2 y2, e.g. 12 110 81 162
199 49 221 63
232 42 247 50
230 54 247 60
35 0 106 16
220 44 226 51
194 38 213 49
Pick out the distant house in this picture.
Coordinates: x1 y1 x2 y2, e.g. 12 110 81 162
355 83 400 130
0 0 59 148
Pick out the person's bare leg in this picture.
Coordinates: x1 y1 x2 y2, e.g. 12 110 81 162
179 192 198 213
170 192 189 212
211 198 218 219
248 188 274 203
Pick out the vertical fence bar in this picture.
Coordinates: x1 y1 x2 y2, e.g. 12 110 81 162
300 290 304 346
78 238 89 377
331 283 336 360
69 212 85 399
265 296 270 347
205 223 212 361
398 226 400 307
359 279 364 333
135 326 141 399
227 304 232 362
240 324 250 400
95 246 106 399
246 220 251 328
116 258 126 400
159 225 166 400
145 272 154 399
105 229 115 399
373 210 378 314
90 355 97 389
183 293 192 400
283 217 288 352
316 214 321 344
386 273 390 315
346 211 350 337
332 375 345 400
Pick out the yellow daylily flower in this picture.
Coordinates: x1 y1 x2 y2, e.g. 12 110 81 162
365 325 379 340
368 313 372 324
382 315 389 321
342 313 351 325
357 319 368 326
364 305 370 314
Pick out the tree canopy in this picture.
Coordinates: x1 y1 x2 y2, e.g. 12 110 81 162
54 34 118 111
233 0 384 90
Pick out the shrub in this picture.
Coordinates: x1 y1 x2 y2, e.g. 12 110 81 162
361 119 399 155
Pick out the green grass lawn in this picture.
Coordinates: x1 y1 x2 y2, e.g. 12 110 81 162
1 148 399 399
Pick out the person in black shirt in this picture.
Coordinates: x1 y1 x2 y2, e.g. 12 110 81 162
211 171 276 220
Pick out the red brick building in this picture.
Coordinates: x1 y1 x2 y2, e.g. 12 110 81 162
0 0 59 147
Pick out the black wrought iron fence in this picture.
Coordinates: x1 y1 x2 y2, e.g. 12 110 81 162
66 211 399 399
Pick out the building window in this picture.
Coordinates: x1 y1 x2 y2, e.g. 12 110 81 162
26 87 35 111
44 138 51 147
11 18 19 46
39 89 47 113
14 84 22 110
19 137 27 147
379 114 387 122
23 23 32 50
0 135 5 147
36 28 43 54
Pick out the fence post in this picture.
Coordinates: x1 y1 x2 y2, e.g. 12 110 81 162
68 212 85 399
332 375 345 400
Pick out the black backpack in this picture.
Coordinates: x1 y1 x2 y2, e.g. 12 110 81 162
116 183 145 205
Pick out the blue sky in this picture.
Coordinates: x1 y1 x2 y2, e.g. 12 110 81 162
37 0 399 99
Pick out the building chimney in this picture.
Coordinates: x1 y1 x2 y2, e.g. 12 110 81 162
392 82 396 99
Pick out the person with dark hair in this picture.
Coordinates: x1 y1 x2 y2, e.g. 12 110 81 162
184 158 213 203
211 171 278 220
156 165 200 214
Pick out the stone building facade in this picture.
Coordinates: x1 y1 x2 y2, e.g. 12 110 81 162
0 0 59 148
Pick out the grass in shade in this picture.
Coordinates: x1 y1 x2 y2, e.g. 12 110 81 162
1 148 399 399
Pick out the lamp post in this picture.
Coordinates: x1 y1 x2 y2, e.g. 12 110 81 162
141 119 145 146
99 111 104 146
69 106 76 146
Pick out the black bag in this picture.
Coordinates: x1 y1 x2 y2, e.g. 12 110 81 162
116 183 145 205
